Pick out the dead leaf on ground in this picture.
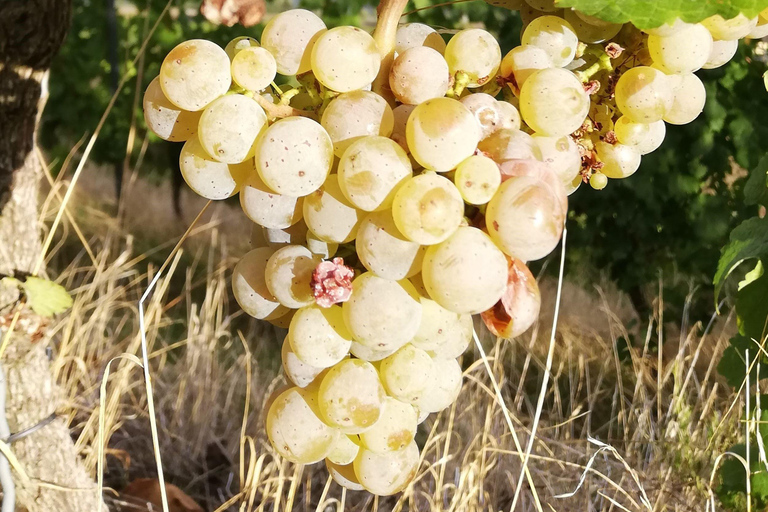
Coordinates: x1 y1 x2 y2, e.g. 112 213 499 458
200 0 265 27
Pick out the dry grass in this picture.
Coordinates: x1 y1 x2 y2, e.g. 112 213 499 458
30 163 744 512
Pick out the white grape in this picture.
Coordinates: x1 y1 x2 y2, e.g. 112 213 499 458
354 441 419 496
532 134 582 189
392 172 464 245
411 297 472 358
342 272 422 351
379 345 435 403
358 397 417 453
613 117 666 155
179 136 251 200
356 210 426 280
703 39 739 69
390 46 451 105
260 9 326 75
225 36 259 59
478 128 541 162
232 248 288 320
519 67 589 136
521 16 578 67
143 77 201 142
289 304 353 368
614 66 673 123
240 173 303 229
265 245 320 309
406 97 481 171
421 226 507 314
460 93 521 139
321 91 394 157
263 222 308 248
311 26 380 92
198 94 267 163
337 136 413 211
444 28 501 87
411 357 462 413
453 154 502 205
326 461 364 491
159 39 231 111
281 336 324 387
499 45 552 95
594 141 641 179
647 23 712 74
318 359 385 433
391 104 415 153
563 9 621 44
349 342 398 362
303 177 363 244
327 435 361 466
664 73 706 125
396 23 446 54
255 117 333 197
701 14 757 40
231 46 277 92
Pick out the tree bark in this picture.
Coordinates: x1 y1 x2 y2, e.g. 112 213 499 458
0 1 105 511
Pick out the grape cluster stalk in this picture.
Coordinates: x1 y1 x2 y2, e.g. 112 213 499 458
143 0 768 495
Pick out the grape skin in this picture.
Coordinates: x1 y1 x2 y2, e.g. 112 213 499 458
454 154 502 205
198 94 267 164
532 134 582 189
395 23 447 54
647 24 712 74
461 93 521 139
265 245 320 309
613 117 666 155
521 16 578 68
311 26 381 93
614 67 673 123
390 46 451 105
225 36 259 59
281 336 324 387
519 68 590 137
354 441 420 495
288 304 353 368
179 136 251 200
444 28 502 87
664 73 706 125
231 46 278 92
411 357 463 413
232 248 288 320
326 460 364 491
478 128 542 162
327 434 361 466
411 297 472 359
355 210 426 280
703 39 739 70
240 173 304 230
379 345 435 403
359 397 417 453
318 359 386 433
594 141 641 179
500 45 552 95
302 177 364 244
392 172 464 245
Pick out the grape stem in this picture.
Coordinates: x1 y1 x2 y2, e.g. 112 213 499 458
252 93 318 120
576 46 613 82
371 0 410 99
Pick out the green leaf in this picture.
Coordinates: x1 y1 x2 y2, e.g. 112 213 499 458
718 334 768 387
714 216 768 303
554 0 768 30
737 268 768 341
745 154 768 207
20 277 73 317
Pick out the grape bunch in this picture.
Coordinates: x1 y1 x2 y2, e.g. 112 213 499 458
143 2 766 496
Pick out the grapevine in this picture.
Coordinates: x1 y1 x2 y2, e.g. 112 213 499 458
142 0 768 496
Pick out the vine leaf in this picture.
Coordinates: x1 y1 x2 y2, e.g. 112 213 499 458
1 276 73 317
554 0 768 30
745 154 768 207
713 216 768 305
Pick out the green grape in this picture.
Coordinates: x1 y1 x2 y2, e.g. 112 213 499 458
198 94 267 164
179 136 251 200
664 73 706 125
395 23 446 54
406 97 481 171
499 45 552 95
461 93 521 139
232 248 288 320
342 272 422 351
255 117 333 197
224 36 259 59
519 68 589 137
240 173 303 229
390 46 451 105
444 28 501 87
289 304 353 368
594 141 641 179
477 128 541 162
411 357 462 413
260 9 326 75
532 134 582 190
337 136 412 211
359 397 417 453
303 178 364 244
521 16 578 68
356 210 426 280
311 26 381 93
391 172 464 245
647 24 712 74
485 175 566 261
327 434 361 466
589 171 608 190
321 91 394 157
143 77 201 142
701 14 756 40
379 345 434 403
562 9 621 44
354 441 420 495
282 336 324 387
614 66 673 123
326 461 364 491
411 297 472 359
159 39 231 112
318 359 385 433
454 154 502 205
421 226 507 314
613 117 666 155
231 46 277 92
265 245 320 309
703 39 738 70
266 387 339 464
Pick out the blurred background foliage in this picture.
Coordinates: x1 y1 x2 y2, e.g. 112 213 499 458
41 0 768 322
